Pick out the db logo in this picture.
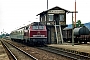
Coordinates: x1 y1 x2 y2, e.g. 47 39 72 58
37 32 40 35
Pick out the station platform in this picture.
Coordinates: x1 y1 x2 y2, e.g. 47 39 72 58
48 43 90 56
0 39 9 60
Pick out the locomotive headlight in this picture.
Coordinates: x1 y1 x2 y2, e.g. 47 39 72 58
33 35 36 37
33 35 45 37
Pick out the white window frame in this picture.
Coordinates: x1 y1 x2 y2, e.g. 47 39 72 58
41 17 42 22
45 15 46 21
59 15 64 21
48 14 54 21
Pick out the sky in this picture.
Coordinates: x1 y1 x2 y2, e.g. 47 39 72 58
0 0 90 34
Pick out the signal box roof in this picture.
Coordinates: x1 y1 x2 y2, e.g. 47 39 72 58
36 6 77 16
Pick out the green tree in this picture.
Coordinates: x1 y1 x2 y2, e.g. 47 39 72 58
76 20 84 27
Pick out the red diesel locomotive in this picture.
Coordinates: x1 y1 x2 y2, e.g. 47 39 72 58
10 22 47 46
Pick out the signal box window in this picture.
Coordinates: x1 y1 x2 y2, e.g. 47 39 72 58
59 15 64 21
48 14 53 21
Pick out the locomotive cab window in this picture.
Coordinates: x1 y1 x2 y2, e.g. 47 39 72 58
39 26 44 29
32 26 44 30
32 26 38 30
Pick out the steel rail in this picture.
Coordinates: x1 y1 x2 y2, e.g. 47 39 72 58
48 47 90 59
37 46 90 60
2 40 38 60
1 40 17 60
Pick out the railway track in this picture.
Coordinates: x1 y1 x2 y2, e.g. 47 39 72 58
1 40 38 60
37 46 90 60
3 39 72 60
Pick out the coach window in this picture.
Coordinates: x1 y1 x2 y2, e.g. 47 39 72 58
26 26 28 30
59 15 64 21
48 14 53 21
21 31 22 34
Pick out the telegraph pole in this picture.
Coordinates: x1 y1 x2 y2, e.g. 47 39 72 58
46 0 48 44
3 29 4 34
75 0 76 27
46 0 48 26
46 0 48 29
47 0 48 9
72 13 74 46
72 0 76 46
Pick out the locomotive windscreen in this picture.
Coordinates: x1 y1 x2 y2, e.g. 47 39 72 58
32 22 45 30
32 26 44 30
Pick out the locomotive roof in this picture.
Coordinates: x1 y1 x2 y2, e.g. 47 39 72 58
31 22 44 26
14 22 45 30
